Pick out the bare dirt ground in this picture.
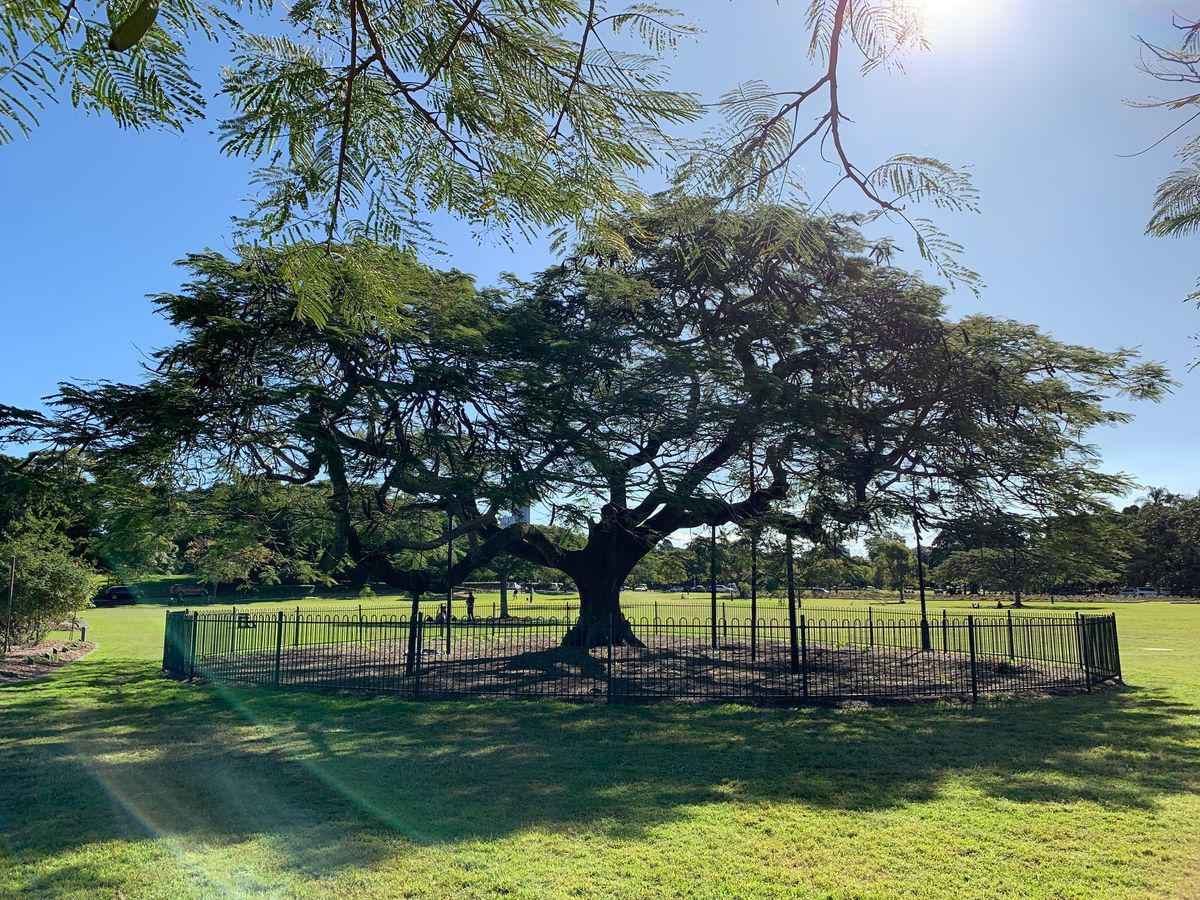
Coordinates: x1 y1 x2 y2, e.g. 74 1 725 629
195 630 1098 705
0 638 96 684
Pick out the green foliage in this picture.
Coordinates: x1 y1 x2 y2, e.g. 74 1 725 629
0 0 217 142
0 452 96 556
1 0 993 320
865 535 914 595
15 201 1171 609
1134 17 1200 308
931 509 1131 597
1122 488 1200 593
675 0 980 293
0 534 93 645
2 0 705 321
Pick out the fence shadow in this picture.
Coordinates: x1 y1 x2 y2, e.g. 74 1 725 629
2 654 1197 886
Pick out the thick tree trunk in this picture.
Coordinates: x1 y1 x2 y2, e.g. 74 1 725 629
561 574 646 648
559 527 648 648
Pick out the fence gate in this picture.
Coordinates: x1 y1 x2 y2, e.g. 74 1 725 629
1081 614 1122 685
162 611 195 677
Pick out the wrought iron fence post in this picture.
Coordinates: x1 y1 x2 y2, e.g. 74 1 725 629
606 614 614 704
1079 614 1092 692
161 612 170 672
294 606 300 647
967 614 978 703
654 599 659 624
274 610 284 686
1006 609 1015 660
1112 614 1124 685
942 608 948 653
868 606 874 647
414 614 423 697
229 606 237 655
405 594 421 678
722 601 727 641
800 614 809 699
358 604 364 645
188 610 198 681
710 524 718 650
786 533 799 675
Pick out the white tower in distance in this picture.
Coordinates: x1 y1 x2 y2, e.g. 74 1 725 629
500 506 531 527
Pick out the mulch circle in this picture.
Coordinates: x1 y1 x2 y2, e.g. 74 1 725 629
196 631 1096 705
0 639 97 683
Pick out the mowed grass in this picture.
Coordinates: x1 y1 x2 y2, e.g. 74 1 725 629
1 601 1198 898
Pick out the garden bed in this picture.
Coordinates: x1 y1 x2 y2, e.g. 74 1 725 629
0 638 96 684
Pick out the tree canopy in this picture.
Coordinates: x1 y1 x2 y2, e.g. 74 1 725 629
1134 14 1200 318
2 1 984 319
7 197 1169 643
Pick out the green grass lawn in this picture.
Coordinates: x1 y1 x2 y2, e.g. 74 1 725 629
2 601 1198 898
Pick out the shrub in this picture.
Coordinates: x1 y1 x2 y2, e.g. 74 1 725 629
0 537 93 648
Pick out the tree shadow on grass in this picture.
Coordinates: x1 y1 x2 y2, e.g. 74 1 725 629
1 656 1197 884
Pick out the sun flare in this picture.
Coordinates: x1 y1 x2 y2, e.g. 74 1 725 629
911 0 1004 40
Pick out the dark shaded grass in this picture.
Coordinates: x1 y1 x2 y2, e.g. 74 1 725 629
2 659 1195 862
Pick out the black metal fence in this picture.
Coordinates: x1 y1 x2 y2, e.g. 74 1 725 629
161 607 1121 706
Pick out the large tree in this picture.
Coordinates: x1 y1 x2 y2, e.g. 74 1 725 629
11 201 1168 644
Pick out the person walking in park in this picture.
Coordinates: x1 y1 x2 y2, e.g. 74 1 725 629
466 590 476 623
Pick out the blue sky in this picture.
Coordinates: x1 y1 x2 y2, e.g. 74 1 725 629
1 0 1196 503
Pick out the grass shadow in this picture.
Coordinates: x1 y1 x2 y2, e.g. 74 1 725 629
1 656 1197 881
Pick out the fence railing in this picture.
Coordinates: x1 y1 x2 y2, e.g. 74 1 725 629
253 597 1079 625
162 606 1120 705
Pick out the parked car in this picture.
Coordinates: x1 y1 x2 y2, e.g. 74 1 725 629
633 584 649 591
168 584 209 603
94 585 137 607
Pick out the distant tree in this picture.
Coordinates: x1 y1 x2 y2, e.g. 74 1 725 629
931 513 1044 604
1036 511 1130 597
1122 489 1200 593
865 535 914 600
0 452 96 557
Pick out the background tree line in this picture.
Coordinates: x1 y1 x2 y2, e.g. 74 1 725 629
5 449 1199 614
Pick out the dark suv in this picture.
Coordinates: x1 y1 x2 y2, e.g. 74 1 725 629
94 585 138 607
